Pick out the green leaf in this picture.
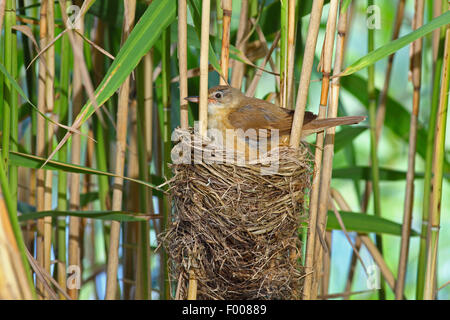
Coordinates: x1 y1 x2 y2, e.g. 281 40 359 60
333 166 450 181
334 126 368 152
5 150 164 192
187 0 223 77
48 0 176 162
341 74 450 176
327 210 420 236
19 210 150 222
340 11 450 76
173 22 277 77
333 166 420 181
342 0 353 13
260 0 331 37
0 61 66 130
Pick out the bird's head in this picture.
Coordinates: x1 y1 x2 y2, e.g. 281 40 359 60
185 85 244 108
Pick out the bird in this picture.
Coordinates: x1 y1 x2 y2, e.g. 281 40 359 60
185 85 365 160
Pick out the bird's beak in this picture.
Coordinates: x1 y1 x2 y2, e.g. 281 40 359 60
185 96 199 103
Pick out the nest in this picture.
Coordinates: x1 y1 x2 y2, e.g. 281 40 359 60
160 128 312 300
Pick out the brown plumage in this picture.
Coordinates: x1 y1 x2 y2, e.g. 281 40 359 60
186 85 366 146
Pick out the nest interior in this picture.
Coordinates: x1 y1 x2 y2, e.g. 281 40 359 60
161 130 312 300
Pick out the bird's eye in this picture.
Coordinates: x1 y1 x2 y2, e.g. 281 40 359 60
214 92 223 99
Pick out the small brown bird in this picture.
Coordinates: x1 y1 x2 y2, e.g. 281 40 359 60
185 85 365 148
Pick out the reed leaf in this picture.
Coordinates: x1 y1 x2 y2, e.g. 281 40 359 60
326 210 420 236
339 10 450 76
46 0 176 163
187 0 223 77
19 210 151 223
341 74 450 176
5 150 163 191
332 166 450 181
334 127 368 152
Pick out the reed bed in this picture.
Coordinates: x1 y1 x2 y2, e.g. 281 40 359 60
0 0 449 301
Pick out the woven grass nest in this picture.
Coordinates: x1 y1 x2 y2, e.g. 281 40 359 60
161 128 313 300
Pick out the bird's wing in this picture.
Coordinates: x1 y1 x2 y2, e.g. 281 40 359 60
228 103 317 139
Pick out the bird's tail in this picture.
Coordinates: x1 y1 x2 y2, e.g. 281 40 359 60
301 116 366 137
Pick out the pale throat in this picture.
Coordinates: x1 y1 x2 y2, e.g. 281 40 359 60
207 101 227 130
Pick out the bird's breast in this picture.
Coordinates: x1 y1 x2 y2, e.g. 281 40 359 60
207 103 231 132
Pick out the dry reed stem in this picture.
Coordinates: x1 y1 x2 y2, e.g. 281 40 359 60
285 0 296 109
124 101 140 299
318 289 375 299
230 0 248 89
43 0 55 286
198 0 211 137
330 189 397 293
432 1 443 62
314 1 348 298
396 0 424 300
220 0 232 85
187 270 198 300
349 0 405 297
68 22 84 301
361 0 405 212
0 0 5 33
304 0 339 300
314 2 347 299
0 197 33 299
321 231 332 298
25 247 72 300
424 21 450 300
105 0 136 300
190 0 212 297
138 51 154 301
178 0 189 129
283 0 323 292
35 0 48 298
249 26 280 87
246 30 281 97
289 0 324 148
47 0 103 167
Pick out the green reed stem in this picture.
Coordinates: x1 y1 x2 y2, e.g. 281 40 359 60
416 8 446 300
2 0 18 185
424 11 450 300
136 59 151 300
0 149 35 298
56 14 71 297
160 27 171 300
280 0 288 107
368 0 385 300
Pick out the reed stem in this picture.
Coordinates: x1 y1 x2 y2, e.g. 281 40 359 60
416 0 446 299
198 0 211 137
161 27 172 300
396 0 424 300
220 0 232 85
367 0 385 300
289 0 324 148
105 0 136 300
348 0 405 298
230 0 248 89
178 0 189 129
56 0 72 298
423 17 450 300
309 0 339 299
314 1 347 299
36 0 48 297
296 0 325 298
